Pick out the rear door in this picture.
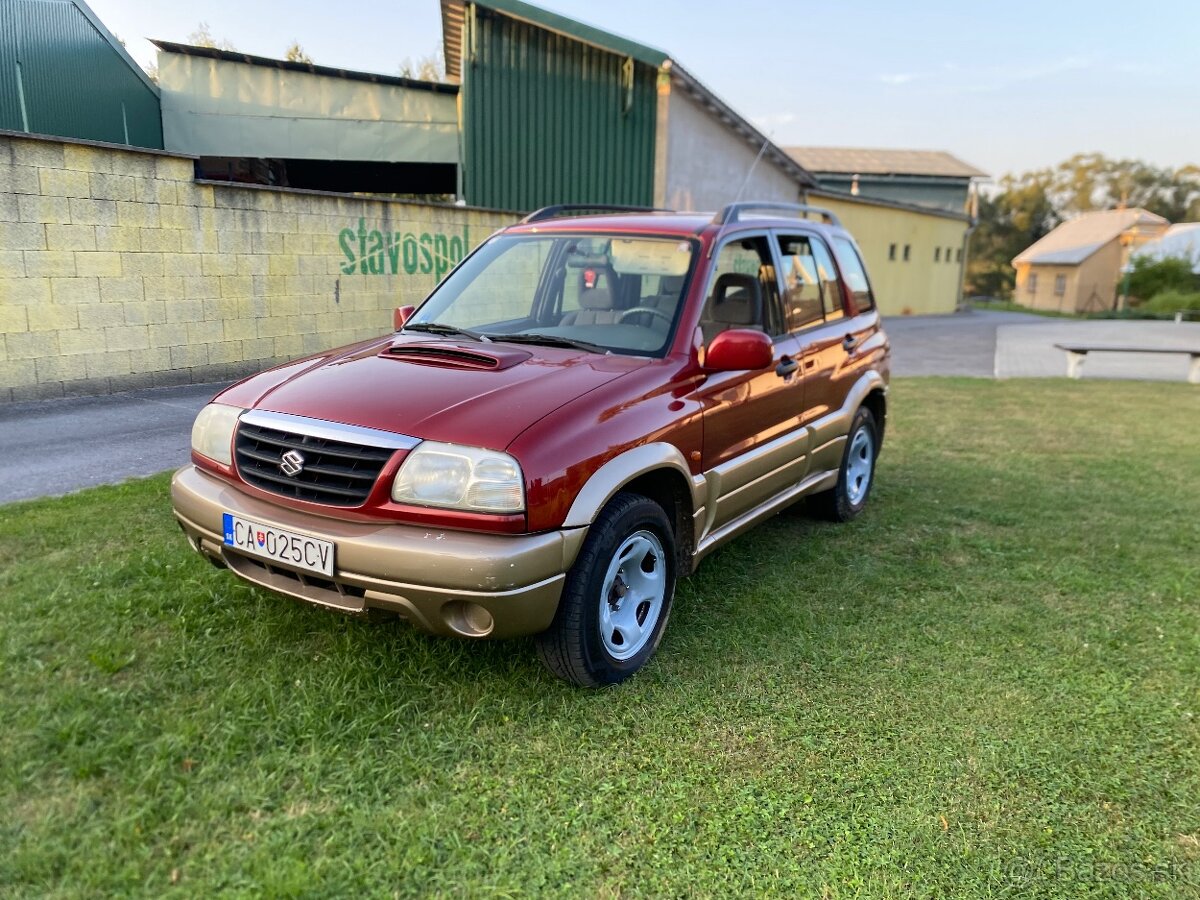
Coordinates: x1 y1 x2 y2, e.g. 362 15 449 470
776 231 868 474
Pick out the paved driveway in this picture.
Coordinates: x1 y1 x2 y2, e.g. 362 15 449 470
883 310 1042 376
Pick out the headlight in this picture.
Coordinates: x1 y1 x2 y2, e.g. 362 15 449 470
392 442 524 513
190 403 243 466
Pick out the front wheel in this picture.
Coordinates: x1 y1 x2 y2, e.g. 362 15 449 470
811 406 878 522
535 493 676 687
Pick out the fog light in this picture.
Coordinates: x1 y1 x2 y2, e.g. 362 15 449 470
442 600 495 638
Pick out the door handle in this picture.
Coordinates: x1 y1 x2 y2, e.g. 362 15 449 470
776 356 799 378
842 334 861 353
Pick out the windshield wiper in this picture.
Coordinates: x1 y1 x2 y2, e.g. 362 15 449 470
403 322 490 342
483 333 611 355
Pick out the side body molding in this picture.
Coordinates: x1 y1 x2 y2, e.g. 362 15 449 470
562 443 707 529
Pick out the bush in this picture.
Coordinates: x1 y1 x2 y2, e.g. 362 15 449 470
1143 289 1200 314
1126 256 1199 304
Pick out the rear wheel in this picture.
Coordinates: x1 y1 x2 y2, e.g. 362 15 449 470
811 406 878 522
535 493 676 687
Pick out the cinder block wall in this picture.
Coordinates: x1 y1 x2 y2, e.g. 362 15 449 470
0 132 516 401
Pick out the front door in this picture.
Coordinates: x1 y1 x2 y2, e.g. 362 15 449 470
693 235 808 532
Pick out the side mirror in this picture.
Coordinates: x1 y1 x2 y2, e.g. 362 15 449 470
393 305 416 331
705 329 773 372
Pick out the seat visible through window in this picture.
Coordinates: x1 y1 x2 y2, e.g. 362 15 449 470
701 272 763 343
560 266 621 325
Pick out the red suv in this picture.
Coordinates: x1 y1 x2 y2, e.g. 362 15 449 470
173 203 890 685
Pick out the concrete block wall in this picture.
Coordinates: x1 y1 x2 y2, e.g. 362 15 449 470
0 132 516 401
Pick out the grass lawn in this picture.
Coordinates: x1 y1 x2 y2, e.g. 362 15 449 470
1 378 1198 897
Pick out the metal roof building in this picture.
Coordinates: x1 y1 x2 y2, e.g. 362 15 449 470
441 0 816 211
786 147 987 215
0 0 162 148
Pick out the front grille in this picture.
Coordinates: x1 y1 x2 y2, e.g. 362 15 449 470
235 421 397 506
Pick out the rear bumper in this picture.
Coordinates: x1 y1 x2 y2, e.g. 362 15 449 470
171 465 587 638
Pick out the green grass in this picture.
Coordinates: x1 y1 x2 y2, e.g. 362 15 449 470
2 379 1198 897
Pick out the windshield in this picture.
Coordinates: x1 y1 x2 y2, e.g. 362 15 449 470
406 233 697 356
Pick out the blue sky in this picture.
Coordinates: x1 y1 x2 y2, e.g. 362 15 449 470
88 0 1200 180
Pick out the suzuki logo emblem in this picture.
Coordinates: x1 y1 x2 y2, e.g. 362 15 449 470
279 449 306 477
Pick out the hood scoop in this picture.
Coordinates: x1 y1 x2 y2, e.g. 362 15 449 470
382 341 531 371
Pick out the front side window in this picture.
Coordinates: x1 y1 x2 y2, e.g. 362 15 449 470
700 236 782 343
831 237 875 314
408 233 697 357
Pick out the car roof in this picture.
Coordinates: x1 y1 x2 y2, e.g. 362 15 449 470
502 209 844 239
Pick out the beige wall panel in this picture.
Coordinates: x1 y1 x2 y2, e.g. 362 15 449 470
157 54 459 164
0 134 513 400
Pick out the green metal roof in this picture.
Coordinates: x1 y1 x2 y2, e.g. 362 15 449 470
441 0 668 80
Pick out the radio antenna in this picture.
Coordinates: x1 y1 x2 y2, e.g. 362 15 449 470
707 132 775 258
731 132 773 206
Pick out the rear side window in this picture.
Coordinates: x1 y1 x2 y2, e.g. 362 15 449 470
775 235 824 331
810 237 845 323
832 237 875 314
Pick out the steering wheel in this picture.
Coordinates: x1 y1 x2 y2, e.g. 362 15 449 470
618 306 673 327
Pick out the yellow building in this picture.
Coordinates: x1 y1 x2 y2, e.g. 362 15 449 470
813 190 973 316
1012 208 1168 313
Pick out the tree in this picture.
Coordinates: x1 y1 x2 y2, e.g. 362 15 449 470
285 41 312 64
187 22 236 52
399 49 444 81
966 174 1059 297
1125 256 1199 305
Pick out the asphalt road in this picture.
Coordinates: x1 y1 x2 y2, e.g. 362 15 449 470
0 382 223 504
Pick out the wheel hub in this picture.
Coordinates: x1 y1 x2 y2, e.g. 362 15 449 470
598 530 667 661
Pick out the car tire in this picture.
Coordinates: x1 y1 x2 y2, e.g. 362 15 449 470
811 406 878 522
535 492 676 687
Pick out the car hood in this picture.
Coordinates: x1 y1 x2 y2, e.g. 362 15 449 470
218 335 650 451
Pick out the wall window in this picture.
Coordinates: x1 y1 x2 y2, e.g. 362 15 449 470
888 243 896 261
956 248 962 263
934 247 941 262
1054 274 1066 296
903 244 911 262
946 246 953 262
832 237 875 314
1027 273 1038 294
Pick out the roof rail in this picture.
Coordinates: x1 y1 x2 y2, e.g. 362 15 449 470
713 202 842 228
520 204 669 224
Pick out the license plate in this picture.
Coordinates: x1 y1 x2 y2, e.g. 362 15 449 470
222 513 335 577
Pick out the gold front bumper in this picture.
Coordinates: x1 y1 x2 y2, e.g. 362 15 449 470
171 465 587 638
